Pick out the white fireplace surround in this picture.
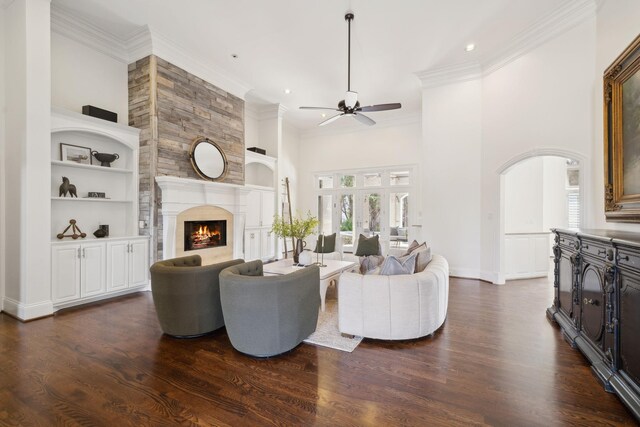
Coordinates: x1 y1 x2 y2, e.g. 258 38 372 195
155 176 251 260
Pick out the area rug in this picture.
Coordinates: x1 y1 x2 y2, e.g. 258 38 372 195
303 300 363 352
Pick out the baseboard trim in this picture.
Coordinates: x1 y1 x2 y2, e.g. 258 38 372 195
2 297 54 321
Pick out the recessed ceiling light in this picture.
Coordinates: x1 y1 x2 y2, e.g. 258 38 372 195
321 113 326 118
231 53 238 59
284 88 292 94
465 44 475 52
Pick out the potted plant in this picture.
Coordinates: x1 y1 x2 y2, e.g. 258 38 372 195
271 211 319 263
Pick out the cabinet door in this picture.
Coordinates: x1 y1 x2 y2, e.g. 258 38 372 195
52 245 81 303
261 228 275 260
245 228 261 261
129 239 149 288
580 262 606 350
261 191 275 227
618 271 640 387
558 250 578 325
246 191 262 227
81 242 106 297
106 241 129 291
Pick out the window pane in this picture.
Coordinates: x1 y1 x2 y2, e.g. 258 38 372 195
362 193 381 235
340 175 355 188
363 173 381 187
317 195 333 235
318 175 333 189
390 192 409 249
340 194 354 252
390 171 410 186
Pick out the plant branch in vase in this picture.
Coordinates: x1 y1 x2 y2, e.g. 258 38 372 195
271 211 319 264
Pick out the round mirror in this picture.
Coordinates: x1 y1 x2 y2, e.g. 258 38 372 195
189 137 228 181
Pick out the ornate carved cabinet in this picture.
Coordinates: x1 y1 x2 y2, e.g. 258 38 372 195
548 229 640 420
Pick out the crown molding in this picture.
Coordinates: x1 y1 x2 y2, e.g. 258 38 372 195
50 5 252 99
416 62 482 89
125 25 152 63
482 0 597 75
255 104 287 121
50 3 129 63
300 111 421 140
132 29 253 100
416 0 597 88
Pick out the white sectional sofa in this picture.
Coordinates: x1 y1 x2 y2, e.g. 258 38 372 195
338 254 449 340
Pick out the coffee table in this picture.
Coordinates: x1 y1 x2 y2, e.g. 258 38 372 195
263 258 357 311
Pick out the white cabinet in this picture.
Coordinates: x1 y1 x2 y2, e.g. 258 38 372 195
50 108 148 310
245 187 275 261
51 241 105 304
106 238 149 291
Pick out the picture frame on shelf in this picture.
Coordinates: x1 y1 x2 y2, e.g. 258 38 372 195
60 143 92 165
604 33 640 222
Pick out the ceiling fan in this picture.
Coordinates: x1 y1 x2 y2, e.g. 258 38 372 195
300 12 401 127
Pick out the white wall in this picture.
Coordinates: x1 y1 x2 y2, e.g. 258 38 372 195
51 32 128 124
297 119 422 227
4 0 52 319
504 157 544 233
0 5 6 312
422 80 482 278
590 0 640 231
504 156 569 234
481 17 596 283
281 121 300 210
542 156 569 231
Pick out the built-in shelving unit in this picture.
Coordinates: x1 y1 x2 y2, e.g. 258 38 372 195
50 107 149 309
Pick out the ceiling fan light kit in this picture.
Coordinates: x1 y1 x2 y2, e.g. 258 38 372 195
299 12 401 126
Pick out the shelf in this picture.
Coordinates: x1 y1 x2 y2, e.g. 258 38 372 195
51 160 132 174
51 197 132 203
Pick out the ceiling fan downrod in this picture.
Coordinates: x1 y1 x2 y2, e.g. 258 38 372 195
345 12 354 92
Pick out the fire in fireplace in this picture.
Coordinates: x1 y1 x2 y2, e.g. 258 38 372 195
184 220 227 251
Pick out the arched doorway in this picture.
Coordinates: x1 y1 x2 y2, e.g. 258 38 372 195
497 149 588 283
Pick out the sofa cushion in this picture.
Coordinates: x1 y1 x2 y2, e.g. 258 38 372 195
313 233 336 253
359 254 385 274
379 253 416 276
355 234 380 256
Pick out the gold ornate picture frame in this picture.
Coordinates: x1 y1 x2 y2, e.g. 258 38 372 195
604 33 640 222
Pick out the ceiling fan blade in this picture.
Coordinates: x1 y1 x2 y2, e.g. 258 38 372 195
353 113 375 126
357 103 402 112
319 113 344 126
300 106 341 111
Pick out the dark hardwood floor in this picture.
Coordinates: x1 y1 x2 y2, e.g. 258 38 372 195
0 277 636 426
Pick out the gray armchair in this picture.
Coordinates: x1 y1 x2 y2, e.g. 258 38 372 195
219 260 320 357
150 255 243 338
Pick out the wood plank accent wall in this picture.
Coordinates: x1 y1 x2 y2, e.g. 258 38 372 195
128 55 245 261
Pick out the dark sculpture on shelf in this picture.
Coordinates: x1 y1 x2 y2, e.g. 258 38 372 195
57 219 86 239
59 176 77 197
91 151 119 167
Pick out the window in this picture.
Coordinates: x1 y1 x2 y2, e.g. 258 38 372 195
318 175 333 189
390 171 410 186
363 172 381 187
340 175 355 188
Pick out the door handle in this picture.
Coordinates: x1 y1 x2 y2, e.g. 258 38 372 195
77 248 81 259
583 298 598 306
82 248 86 258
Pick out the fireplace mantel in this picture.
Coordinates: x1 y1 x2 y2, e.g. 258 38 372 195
156 176 251 261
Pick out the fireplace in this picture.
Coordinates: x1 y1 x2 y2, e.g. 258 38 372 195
184 220 227 251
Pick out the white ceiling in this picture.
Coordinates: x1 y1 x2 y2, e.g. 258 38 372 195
53 0 580 130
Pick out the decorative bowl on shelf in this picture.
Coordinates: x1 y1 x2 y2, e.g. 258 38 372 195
91 151 119 167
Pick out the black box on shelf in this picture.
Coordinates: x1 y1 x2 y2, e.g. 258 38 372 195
82 105 117 123
247 147 266 155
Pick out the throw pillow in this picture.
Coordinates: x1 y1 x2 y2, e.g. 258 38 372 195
379 253 416 276
410 243 433 273
313 233 336 253
355 234 380 256
403 239 421 256
359 255 385 274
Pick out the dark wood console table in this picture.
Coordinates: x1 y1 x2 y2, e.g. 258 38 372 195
547 229 640 420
